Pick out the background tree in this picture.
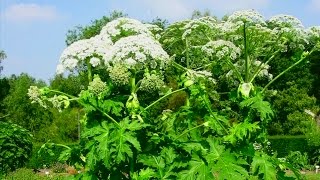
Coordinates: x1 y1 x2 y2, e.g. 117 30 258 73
0 50 6 75
65 10 127 45
3 74 52 135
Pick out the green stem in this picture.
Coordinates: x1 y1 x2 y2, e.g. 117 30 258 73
88 102 120 127
202 94 228 134
48 89 76 99
226 58 244 83
130 76 136 94
87 60 92 82
140 87 187 114
172 61 188 71
54 143 71 150
174 123 206 141
262 49 315 92
243 23 250 82
186 38 190 69
249 52 278 83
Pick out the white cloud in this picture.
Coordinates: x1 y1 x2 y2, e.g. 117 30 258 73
1 3 59 22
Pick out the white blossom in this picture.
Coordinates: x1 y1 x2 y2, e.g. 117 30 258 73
227 9 266 26
202 40 241 60
90 57 101 67
103 34 169 69
269 14 304 29
100 18 153 41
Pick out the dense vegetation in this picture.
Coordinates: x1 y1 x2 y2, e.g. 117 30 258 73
1 10 320 179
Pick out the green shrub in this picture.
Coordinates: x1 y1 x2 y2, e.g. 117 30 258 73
3 168 68 180
268 135 309 157
0 122 33 174
286 151 309 169
26 143 77 169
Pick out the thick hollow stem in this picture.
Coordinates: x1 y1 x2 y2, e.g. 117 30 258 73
86 59 93 82
140 87 187 114
262 49 315 92
186 38 190 69
243 23 250 82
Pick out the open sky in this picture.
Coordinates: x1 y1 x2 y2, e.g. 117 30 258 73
1 0 320 82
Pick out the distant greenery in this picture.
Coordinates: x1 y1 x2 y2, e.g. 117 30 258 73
0 122 33 174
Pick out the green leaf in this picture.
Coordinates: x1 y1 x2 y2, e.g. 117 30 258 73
179 154 213 180
224 122 260 145
251 152 277 180
240 94 273 120
100 99 124 117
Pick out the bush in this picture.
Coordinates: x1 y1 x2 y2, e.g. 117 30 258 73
3 168 68 180
268 135 309 157
26 142 77 169
286 151 309 169
0 122 33 174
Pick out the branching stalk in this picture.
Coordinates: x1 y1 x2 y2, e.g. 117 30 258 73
262 49 316 92
140 87 187 114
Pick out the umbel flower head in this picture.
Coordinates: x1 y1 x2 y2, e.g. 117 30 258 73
57 35 113 74
227 9 266 26
202 40 241 60
139 73 164 92
104 34 169 70
88 75 108 96
107 63 131 86
56 17 169 77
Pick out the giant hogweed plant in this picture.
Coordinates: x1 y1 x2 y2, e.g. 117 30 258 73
28 11 319 179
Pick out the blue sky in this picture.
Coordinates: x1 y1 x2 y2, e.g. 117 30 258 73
1 0 320 82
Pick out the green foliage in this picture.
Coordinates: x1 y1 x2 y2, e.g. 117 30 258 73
3 74 52 134
28 11 320 179
270 86 319 135
0 50 6 74
3 168 69 180
268 136 309 157
0 122 33 174
286 151 309 169
251 152 277 180
65 10 126 45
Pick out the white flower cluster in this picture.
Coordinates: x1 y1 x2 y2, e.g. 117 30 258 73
107 63 131 86
268 14 304 29
253 60 273 80
227 9 266 26
57 18 169 75
57 35 113 74
139 73 164 92
47 95 69 112
100 18 153 41
28 86 47 108
202 40 241 60
307 26 320 45
104 34 169 70
187 70 216 85
88 75 107 96
182 16 217 40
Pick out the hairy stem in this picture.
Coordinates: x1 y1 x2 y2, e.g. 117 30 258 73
140 87 187 114
262 49 315 92
243 23 250 82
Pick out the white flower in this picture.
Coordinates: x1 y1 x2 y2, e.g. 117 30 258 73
269 14 304 29
227 9 266 26
56 64 65 75
202 40 241 60
100 18 153 41
58 34 113 73
104 34 169 69
90 57 101 67
64 58 78 69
